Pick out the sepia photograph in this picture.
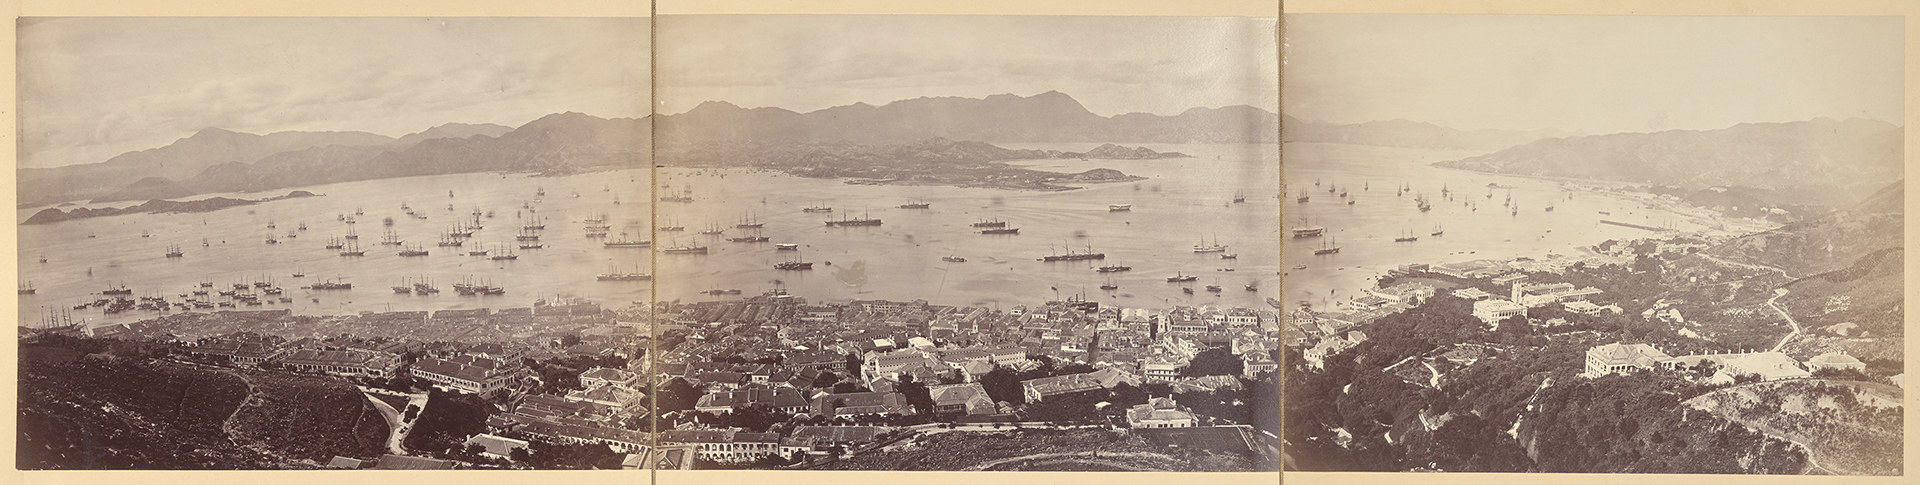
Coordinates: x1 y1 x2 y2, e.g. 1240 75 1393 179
646 14 1279 470
1281 13 1905 474
15 17 654 470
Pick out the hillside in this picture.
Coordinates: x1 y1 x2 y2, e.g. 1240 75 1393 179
662 138 1170 190
19 129 392 206
1703 179 1902 279
66 114 647 204
1434 118 1902 208
17 337 389 469
1281 115 1572 151
656 91 1277 147
21 116 632 206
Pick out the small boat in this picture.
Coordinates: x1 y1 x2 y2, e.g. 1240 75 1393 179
1100 282 1119 291
943 255 967 263
899 201 931 209
775 243 799 251
1108 204 1132 212
979 227 1020 235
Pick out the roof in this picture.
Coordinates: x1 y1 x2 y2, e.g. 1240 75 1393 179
1807 352 1865 367
1587 342 1675 369
1722 352 1811 380
326 456 365 469
1022 373 1106 397
464 433 529 458
927 383 988 407
580 367 637 383
810 391 915 416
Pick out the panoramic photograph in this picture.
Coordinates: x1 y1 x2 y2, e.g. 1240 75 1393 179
646 14 1280 470
15 17 654 469
1280 14 1905 474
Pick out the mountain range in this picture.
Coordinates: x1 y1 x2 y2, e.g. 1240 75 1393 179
20 91 1272 207
1281 115 1575 151
654 90 1277 149
18 115 640 207
1433 118 1902 208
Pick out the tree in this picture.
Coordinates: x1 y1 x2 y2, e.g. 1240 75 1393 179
1182 348 1244 378
1109 382 1148 407
896 374 934 415
509 447 531 463
655 377 700 413
980 366 1025 405
844 352 862 374
559 334 583 348
812 371 839 388
832 381 863 394
403 404 420 422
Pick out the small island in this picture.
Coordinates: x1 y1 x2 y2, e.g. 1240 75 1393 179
23 191 320 225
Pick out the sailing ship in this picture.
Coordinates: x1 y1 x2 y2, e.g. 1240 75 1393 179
775 252 814 270
338 240 366 256
1431 224 1445 237
662 241 708 254
165 245 184 258
310 279 352 290
1394 228 1419 242
1290 218 1326 238
1039 242 1106 262
399 244 429 257
736 213 764 229
603 233 651 248
825 211 882 227
490 244 518 260
597 266 651 281
325 237 346 250
380 230 404 246
1314 237 1342 255
1193 235 1228 253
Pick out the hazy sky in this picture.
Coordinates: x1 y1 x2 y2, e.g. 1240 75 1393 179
656 15 1279 116
1285 14 1903 134
18 17 649 169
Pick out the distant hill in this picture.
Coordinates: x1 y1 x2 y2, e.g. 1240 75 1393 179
1281 115 1572 151
18 129 393 206
32 114 648 205
1705 179 1902 278
1434 118 1902 208
391 122 514 147
655 91 1277 149
1703 179 1904 342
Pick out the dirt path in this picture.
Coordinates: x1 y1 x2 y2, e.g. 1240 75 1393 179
219 370 260 448
359 390 408 455
1766 288 1800 353
960 451 1172 471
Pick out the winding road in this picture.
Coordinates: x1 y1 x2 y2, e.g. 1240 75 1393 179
1766 288 1800 353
